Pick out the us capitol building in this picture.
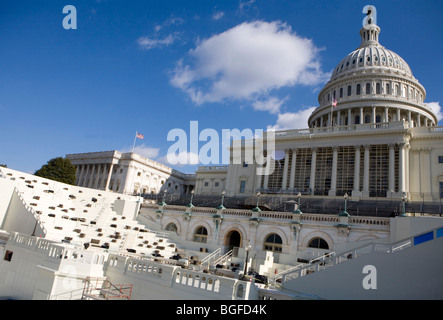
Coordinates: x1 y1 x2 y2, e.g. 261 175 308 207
67 15 442 209
223 16 442 205
1 7 443 301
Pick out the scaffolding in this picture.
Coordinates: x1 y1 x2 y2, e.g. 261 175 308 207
82 277 133 300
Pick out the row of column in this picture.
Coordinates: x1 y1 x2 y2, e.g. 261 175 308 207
75 163 114 191
313 106 433 128
256 143 409 197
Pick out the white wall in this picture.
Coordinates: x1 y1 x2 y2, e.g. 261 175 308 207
283 226 443 299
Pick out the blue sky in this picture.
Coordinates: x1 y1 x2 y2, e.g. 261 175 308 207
1 0 442 174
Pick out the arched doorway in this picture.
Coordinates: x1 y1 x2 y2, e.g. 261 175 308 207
225 230 241 252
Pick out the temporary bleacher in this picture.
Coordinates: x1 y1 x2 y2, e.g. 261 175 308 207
0 167 181 263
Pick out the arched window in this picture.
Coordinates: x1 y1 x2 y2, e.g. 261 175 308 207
355 115 360 125
339 88 343 98
194 226 208 243
376 83 381 94
365 114 371 124
366 83 371 94
386 83 390 95
347 85 352 96
166 223 178 233
263 233 283 252
308 237 329 249
356 84 361 95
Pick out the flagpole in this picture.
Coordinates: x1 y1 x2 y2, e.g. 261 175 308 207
132 131 137 153
330 99 333 127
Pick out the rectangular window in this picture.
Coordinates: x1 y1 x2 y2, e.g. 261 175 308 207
438 156 443 163
204 182 209 187
239 180 246 193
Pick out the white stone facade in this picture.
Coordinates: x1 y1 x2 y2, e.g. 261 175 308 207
66 151 196 197
221 19 443 204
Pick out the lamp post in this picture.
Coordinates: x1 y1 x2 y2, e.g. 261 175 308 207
161 189 167 205
254 192 261 212
295 192 302 214
217 190 226 210
339 193 349 217
243 243 252 276
188 189 195 208
184 189 194 221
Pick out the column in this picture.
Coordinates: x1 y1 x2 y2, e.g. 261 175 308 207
255 169 262 191
397 108 401 122
94 164 101 189
421 148 431 201
289 149 297 190
328 147 338 196
105 163 114 191
281 150 289 191
309 148 317 195
348 108 352 125
405 143 410 196
388 144 395 194
337 110 341 126
81 164 89 187
362 145 370 197
360 107 364 124
416 114 421 127
352 146 361 197
398 143 406 194
263 158 270 190
88 165 96 188
78 164 85 186
372 106 376 123
385 107 389 123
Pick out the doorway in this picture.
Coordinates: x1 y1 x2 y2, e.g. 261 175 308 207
225 230 241 252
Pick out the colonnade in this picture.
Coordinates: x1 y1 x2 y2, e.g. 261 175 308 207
75 163 115 191
312 106 434 128
256 143 409 198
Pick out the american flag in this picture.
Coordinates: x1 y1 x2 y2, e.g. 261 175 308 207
136 132 144 139
332 98 337 107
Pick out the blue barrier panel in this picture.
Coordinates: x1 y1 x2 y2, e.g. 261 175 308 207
414 231 434 245
436 228 443 239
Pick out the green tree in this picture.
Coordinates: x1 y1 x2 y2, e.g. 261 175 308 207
35 157 76 185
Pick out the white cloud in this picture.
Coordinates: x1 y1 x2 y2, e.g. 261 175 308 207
267 107 316 131
239 0 256 11
426 101 443 123
252 96 288 114
120 144 160 159
170 20 328 106
212 11 224 20
137 33 178 50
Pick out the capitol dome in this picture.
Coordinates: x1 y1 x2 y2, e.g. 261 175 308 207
308 18 438 129
330 24 413 81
